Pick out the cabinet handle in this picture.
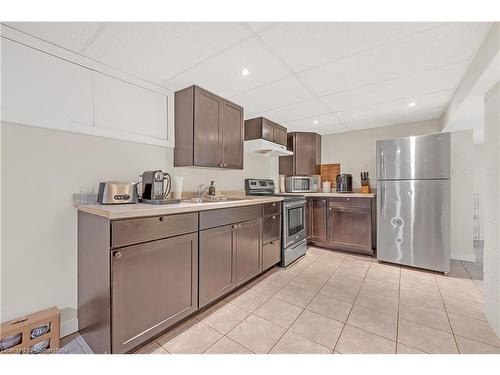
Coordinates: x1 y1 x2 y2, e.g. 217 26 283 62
232 224 238 229
238 224 242 229
224 163 228 167
272 216 276 220
272 202 276 207
219 163 224 167
159 216 165 222
113 251 122 259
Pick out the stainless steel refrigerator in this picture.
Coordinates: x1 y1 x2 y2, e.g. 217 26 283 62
376 133 451 273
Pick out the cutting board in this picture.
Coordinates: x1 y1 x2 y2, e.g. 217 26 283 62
320 163 341 184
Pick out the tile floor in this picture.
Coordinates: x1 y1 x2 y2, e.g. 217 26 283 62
61 246 500 354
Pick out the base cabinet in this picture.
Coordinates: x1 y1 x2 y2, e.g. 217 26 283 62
308 198 328 243
263 241 281 270
111 233 198 353
235 218 263 285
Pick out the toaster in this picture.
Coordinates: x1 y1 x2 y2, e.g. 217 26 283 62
97 182 139 204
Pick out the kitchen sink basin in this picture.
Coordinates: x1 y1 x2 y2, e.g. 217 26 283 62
183 197 247 204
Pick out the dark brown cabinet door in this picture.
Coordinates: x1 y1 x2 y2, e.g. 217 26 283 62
310 198 328 243
193 87 222 167
236 218 262 285
262 241 281 270
199 225 237 308
329 202 372 255
274 125 287 146
281 132 320 176
262 118 274 142
263 214 281 244
221 100 243 169
111 232 198 353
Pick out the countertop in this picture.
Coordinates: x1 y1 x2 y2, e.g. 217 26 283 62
282 192 376 198
78 196 284 220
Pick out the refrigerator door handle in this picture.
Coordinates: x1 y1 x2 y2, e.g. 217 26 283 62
380 182 386 217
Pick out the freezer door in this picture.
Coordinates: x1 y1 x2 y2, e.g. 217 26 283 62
377 180 450 272
376 133 450 180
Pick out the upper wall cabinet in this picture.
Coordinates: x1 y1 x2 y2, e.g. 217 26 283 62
1 38 94 131
279 132 321 176
174 86 244 170
93 74 168 140
244 117 287 147
0 31 174 147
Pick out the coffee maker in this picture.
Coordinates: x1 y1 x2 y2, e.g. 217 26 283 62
139 170 180 205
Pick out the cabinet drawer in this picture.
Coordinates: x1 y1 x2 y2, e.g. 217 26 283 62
200 205 262 230
329 197 371 209
263 240 281 270
263 201 281 216
263 214 281 244
111 212 198 248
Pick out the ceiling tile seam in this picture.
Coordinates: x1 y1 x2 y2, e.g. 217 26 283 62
248 22 276 34
314 59 470 101
159 32 256 87
340 105 448 125
280 22 449 75
78 22 109 55
323 88 456 115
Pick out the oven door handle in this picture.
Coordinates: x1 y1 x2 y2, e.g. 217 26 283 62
284 200 306 209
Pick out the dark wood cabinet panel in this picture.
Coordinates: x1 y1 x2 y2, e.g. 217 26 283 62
279 132 321 176
263 241 281 270
263 214 281 244
262 118 274 141
263 201 281 216
199 225 237 308
309 198 328 243
221 99 244 169
329 205 372 255
111 232 198 353
274 125 287 146
236 218 263 286
175 85 243 169
244 117 288 147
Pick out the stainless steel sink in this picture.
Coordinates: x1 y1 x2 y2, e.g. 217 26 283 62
183 197 246 203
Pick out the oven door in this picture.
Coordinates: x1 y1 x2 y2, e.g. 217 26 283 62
283 199 307 248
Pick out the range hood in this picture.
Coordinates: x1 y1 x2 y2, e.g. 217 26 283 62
244 138 293 157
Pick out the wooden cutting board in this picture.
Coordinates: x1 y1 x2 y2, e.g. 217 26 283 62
320 163 341 184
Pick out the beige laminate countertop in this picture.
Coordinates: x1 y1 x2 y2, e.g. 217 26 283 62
282 192 376 198
78 196 284 220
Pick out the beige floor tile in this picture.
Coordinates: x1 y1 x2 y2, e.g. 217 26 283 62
359 279 399 300
203 336 253 354
455 336 500 354
400 273 439 293
448 313 500 347
306 293 353 323
274 283 317 308
399 286 445 311
396 343 426 354
370 262 401 275
308 246 331 256
319 282 359 303
336 325 396 354
156 317 199 346
335 265 369 277
161 322 223 354
346 305 397 340
365 268 400 285
265 269 299 283
290 273 329 292
195 299 228 321
251 277 289 296
443 296 485 321
270 331 332 354
223 286 249 303
436 275 476 289
438 283 483 304
228 288 271 312
397 319 458 354
226 315 285 354
134 341 169 354
399 304 451 332
355 289 399 317
254 297 303 328
400 267 438 281
201 303 250 334
289 310 344 349
328 272 365 288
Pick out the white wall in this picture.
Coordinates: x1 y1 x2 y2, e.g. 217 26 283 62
450 130 474 262
473 141 488 240
483 82 500 337
321 119 442 189
0 122 278 334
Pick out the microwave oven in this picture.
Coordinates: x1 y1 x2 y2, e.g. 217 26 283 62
285 175 320 193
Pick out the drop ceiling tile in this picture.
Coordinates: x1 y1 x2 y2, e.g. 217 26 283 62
299 22 490 97
322 62 468 112
247 22 273 33
285 113 345 134
336 90 452 123
251 98 329 123
230 76 314 115
163 36 291 97
344 107 445 131
85 22 251 84
5 22 102 52
258 22 443 72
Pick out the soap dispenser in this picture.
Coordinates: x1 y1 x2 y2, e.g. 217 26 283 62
208 181 216 196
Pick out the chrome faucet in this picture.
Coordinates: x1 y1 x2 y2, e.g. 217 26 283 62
196 184 211 199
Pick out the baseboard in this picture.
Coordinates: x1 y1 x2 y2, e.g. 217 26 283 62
451 253 477 262
60 316 78 338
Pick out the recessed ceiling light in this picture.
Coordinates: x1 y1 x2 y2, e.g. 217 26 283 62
408 102 416 108
241 68 250 76
313 120 319 125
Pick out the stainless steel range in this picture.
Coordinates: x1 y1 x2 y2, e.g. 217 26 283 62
245 179 307 267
